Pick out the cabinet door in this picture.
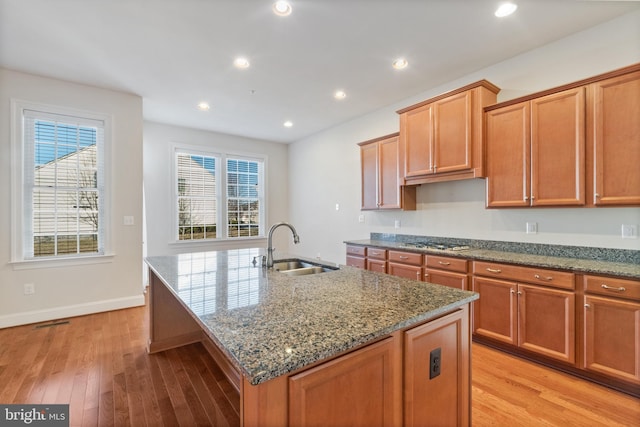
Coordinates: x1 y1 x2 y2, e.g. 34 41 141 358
583 295 640 384
472 276 517 345
433 90 472 174
485 102 531 207
367 259 387 274
360 142 379 210
388 262 422 281
531 87 585 206
592 70 640 206
289 336 401 427
424 269 468 290
346 255 365 269
378 135 401 209
404 308 470 427
517 284 575 363
401 104 433 177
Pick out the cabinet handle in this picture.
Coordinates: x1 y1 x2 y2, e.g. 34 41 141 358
517 291 522 296
416 271 420 280
371 251 380 255
601 284 626 292
398 256 409 260
424 273 429 278
486 268 502 273
524 196 529 201
595 193 601 198
438 261 451 266
510 289 515 294
584 304 591 308
531 196 535 200
534 274 553 281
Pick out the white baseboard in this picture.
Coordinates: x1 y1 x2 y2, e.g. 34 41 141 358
0 294 146 329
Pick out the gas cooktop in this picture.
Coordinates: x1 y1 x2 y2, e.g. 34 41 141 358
399 241 471 251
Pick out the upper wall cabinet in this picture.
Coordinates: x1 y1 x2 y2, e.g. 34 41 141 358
485 87 586 207
590 70 640 206
397 80 500 185
485 63 640 208
359 133 416 211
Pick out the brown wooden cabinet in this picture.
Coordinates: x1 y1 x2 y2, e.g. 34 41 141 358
359 133 416 210
589 69 640 206
398 80 499 185
485 87 585 207
424 254 469 290
486 62 640 208
345 244 366 269
404 307 470 427
289 335 402 427
582 274 640 385
472 261 575 364
388 250 423 281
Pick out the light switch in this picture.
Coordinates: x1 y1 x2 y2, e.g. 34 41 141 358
123 216 134 226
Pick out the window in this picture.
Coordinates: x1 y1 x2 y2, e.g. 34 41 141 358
12 103 108 261
175 147 265 241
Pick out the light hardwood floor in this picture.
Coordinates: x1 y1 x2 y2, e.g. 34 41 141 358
0 306 638 426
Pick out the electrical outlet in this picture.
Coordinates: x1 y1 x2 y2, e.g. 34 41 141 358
24 283 35 295
335 203 340 211
123 215 134 226
429 347 441 379
394 220 401 229
621 224 638 239
358 214 365 223
526 222 538 234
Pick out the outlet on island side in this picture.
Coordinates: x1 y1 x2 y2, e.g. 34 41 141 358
429 347 441 379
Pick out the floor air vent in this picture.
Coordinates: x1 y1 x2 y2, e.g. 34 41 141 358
34 320 70 329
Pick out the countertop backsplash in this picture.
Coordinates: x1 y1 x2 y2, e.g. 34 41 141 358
370 233 640 265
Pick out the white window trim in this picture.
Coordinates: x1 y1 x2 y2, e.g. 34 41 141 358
170 143 267 245
9 99 114 269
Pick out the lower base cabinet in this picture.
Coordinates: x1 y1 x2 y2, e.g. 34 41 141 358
245 307 471 426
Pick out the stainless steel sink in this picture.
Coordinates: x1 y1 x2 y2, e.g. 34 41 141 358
272 259 339 276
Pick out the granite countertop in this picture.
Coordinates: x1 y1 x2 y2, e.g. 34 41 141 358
345 239 640 279
145 248 478 385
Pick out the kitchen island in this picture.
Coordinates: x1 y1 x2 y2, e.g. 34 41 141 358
146 248 478 426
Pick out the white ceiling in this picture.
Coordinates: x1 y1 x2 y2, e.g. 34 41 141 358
1 0 639 143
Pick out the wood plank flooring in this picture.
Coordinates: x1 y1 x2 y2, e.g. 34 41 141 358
1 305 638 426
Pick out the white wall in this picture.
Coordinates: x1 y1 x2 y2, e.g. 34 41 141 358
289 10 640 265
143 121 290 257
0 69 145 328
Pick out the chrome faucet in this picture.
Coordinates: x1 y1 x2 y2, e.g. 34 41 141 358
266 222 300 268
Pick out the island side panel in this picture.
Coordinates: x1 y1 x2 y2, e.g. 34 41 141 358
147 269 203 353
403 305 470 427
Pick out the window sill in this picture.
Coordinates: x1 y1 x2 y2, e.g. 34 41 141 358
9 253 116 270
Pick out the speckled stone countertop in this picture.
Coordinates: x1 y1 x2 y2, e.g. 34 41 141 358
145 248 478 385
345 237 640 279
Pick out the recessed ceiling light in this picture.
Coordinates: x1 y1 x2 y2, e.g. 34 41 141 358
233 57 250 69
392 58 408 70
334 90 347 100
197 102 210 111
495 2 517 17
283 120 293 128
273 1 292 17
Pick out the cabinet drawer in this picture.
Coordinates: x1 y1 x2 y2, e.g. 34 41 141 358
425 255 468 273
367 247 388 260
473 261 574 290
388 250 423 266
584 275 640 302
346 255 365 269
346 245 366 257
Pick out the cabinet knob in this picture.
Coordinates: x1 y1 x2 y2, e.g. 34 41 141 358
424 273 429 278
517 291 522 296
595 193 601 198
510 289 515 294
416 271 420 280
584 304 591 308
524 196 529 201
